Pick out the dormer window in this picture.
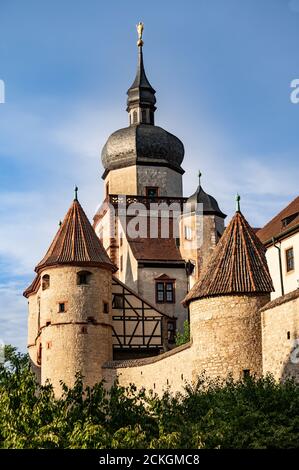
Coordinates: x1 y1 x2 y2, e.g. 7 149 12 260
282 212 299 228
42 274 50 290
77 271 92 285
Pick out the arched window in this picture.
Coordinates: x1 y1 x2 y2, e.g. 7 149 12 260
77 270 92 285
141 109 147 123
133 110 138 124
42 274 50 290
150 110 154 125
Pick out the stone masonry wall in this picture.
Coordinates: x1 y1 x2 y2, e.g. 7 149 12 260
261 290 299 381
103 343 193 395
137 166 183 197
190 294 270 381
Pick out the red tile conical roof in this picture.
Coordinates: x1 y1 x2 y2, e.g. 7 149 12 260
183 211 273 305
35 198 115 273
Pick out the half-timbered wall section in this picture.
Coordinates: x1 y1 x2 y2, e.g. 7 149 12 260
111 276 176 359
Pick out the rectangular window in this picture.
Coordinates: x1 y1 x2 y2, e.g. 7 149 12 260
184 226 192 240
167 321 176 344
103 302 109 314
286 247 294 272
146 186 159 198
113 294 124 309
243 369 250 379
156 282 164 302
166 283 174 302
120 255 123 272
106 182 109 197
58 302 65 313
155 280 175 304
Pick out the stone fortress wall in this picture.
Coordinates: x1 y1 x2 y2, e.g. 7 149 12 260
101 291 299 395
261 289 299 382
103 342 193 395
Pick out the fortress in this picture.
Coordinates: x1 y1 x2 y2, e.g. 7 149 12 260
24 24 299 395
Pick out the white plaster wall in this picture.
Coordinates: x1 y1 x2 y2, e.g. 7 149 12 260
266 232 299 299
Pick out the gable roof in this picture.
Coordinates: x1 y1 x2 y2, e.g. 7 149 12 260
183 210 274 305
35 199 116 273
257 196 299 245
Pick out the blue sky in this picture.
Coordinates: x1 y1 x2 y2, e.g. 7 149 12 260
1 0 299 351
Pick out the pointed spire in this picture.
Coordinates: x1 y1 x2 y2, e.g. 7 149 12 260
35 197 116 273
127 22 156 125
183 209 273 305
74 185 78 201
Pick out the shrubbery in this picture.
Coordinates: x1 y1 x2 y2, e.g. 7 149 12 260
1 346 299 448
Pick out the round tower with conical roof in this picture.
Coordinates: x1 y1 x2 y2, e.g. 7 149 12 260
183 196 274 381
24 190 116 394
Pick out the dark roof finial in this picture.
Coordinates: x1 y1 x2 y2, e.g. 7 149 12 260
198 170 202 186
74 186 78 201
236 193 241 212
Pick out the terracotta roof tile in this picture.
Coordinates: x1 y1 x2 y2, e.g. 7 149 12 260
128 237 183 262
35 199 116 273
183 211 274 305
23 274 40 298
257 196 299 244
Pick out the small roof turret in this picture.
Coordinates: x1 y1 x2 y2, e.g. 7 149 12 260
186 171 226 218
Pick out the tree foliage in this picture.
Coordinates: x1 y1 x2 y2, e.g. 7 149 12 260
175 320 190 346
1 346 299 448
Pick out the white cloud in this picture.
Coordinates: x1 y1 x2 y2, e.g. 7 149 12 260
0 281 27 353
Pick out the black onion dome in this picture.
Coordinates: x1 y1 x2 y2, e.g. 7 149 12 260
187 175 226 218
101 124 185 174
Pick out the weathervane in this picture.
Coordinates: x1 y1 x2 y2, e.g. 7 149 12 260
136 21 144 47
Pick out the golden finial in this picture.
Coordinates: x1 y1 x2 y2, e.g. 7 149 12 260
136 21 144 47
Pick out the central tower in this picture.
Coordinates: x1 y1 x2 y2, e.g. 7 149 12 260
94 24 225 334
101 23 185 198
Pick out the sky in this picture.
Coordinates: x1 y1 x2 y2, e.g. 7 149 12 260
0 0 299 351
